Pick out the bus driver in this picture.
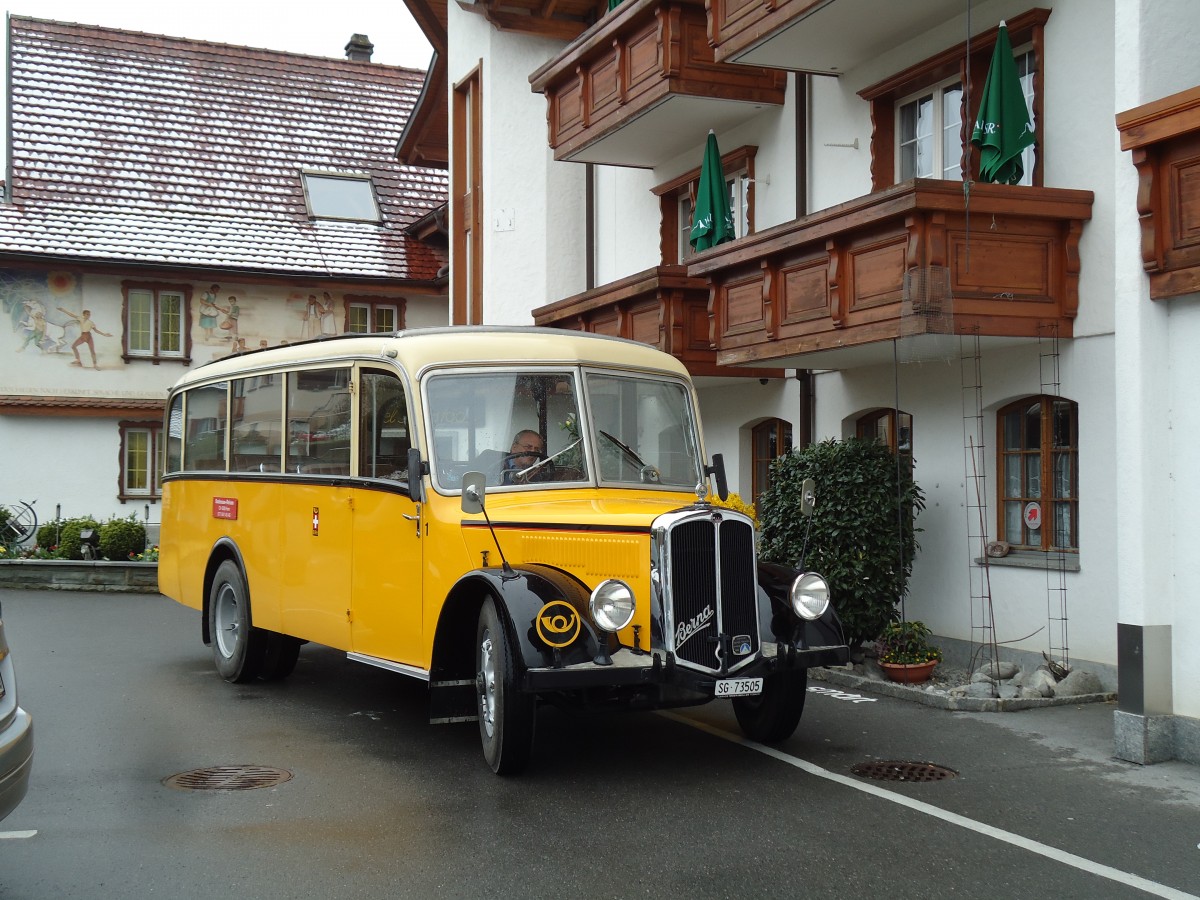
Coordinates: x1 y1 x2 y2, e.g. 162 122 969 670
502 430 548 484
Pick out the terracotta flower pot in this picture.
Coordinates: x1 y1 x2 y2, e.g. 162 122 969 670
880 660 937 684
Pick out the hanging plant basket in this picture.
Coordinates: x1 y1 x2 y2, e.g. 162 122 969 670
879 660 937 684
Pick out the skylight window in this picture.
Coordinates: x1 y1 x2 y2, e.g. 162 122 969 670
301 171 381 222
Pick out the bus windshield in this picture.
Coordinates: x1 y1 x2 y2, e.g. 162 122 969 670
424 368 702 490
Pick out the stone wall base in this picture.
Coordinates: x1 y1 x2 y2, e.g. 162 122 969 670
0 560 158 593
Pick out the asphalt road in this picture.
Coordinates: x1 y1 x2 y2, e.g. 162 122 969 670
1 589 1198 899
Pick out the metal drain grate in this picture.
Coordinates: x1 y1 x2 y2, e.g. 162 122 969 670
850 761 958 782
163 765 293 791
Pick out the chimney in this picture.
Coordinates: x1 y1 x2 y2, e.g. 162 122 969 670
345 34 374 62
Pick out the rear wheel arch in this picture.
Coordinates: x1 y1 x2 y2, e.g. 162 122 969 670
201 541 244 646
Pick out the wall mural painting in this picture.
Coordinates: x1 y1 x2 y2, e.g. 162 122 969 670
1 270 114 371
195 286 344 360
2 270 357 375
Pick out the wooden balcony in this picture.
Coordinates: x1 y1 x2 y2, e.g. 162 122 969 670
1116 85 1200 300
686 179 1094 370
528 0 786 168
531 265 780 377
708 0 968 71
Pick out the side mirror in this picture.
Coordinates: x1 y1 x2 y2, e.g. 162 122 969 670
800 478 816 517
705 453 729 502
406 447 426 502
461 471 486 514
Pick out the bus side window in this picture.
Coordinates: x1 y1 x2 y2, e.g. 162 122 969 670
287 368 352 475
360 369 410 481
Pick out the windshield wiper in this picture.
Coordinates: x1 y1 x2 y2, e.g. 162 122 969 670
516 438 583 480
599 430 644 467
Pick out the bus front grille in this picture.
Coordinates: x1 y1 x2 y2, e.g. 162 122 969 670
664 512 759 674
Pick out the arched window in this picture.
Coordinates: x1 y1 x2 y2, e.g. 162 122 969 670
997 396 1078 552
751 418 792 499
856 409 913 474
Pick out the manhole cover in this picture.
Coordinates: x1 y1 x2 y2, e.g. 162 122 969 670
850 761 957 782
163 765 293 791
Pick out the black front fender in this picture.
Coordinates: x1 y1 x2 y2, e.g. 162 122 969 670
757 560 849 654
452 565 610 673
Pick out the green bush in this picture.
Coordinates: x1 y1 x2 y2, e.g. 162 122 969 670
36 520 64 554
100 516 147 561
757 438 925 650
55 517 101 560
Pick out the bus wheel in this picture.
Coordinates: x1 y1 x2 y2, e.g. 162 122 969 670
475 598 535 775
732 669 808 743
208 560 266 683
260 633 302 681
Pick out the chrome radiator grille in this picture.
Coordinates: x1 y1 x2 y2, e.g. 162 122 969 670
662 511 759 674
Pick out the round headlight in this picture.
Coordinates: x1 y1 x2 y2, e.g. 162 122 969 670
589 579 636 632
790 572 830 620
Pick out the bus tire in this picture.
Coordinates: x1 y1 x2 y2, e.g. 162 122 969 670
208 560 266 683
260 633 302 681
732 669 807 743
475 598 535 775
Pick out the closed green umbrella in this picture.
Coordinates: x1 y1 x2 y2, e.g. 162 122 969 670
689 131 735 252
970 21 1035 184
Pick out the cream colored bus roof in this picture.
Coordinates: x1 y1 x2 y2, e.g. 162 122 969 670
170 326 691 390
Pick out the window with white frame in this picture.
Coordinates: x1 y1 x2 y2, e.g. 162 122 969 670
896 77 964 182
862 13 1047 194
1011 49 1036 187
653 145 756 266
122 283 189 362
895 49 1036 186
678 168 750 263
346 296 404 334
120 421 161 500
301 171 381 222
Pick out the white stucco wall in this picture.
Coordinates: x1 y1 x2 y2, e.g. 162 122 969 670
695 376 804 495
0 416 132 527
593 166 661 284
448 7 588 324
1112 0 1198 718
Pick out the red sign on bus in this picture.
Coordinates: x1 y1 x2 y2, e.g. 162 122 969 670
212 497 239 520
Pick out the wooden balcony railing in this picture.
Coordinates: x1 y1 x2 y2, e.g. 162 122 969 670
531 265 780 377
686 180 1094 370
528 0 785 168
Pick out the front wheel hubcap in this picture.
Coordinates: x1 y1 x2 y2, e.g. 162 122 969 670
478 631 496 738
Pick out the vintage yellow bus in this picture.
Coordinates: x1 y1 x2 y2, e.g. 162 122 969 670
159 327 848 773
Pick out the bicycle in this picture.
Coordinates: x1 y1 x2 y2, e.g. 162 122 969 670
0 499 38 547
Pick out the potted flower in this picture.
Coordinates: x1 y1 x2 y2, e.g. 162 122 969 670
875 619 942 683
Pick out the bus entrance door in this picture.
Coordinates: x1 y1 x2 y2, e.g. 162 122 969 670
349 488 424 665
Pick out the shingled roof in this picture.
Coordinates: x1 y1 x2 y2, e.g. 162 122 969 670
0 16 448 281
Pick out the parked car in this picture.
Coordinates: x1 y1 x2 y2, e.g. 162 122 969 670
0 600 33 820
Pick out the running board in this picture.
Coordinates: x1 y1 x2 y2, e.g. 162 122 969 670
345 652 429 681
